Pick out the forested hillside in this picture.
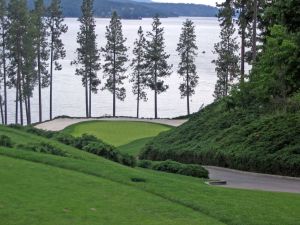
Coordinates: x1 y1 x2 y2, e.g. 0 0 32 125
26 0 218 18
140 0 300 176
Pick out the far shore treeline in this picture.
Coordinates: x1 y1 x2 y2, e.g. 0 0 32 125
0 0 285 125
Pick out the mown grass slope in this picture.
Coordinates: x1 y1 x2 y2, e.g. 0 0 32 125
1 125 300 225
140 101 300 176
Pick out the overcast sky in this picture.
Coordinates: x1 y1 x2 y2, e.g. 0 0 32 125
152 0 224 7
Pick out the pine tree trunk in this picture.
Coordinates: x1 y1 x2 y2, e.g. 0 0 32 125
154 69 158 119
22 76 29 125
89 77 92 118
38 47 42 123
0 96 4 124
28 96 31 125
19 79 23 126
241 27 245 83
137 71 140 119
85 74 88 118
252 0 258 62
187 73 190 116
50 35 54 120
113 49 116 117
2 33 7 125
15 79 19 124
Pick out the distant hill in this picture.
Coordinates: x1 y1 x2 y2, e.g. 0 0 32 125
26 0 217 19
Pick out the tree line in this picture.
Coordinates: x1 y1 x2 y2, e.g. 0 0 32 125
0 0 67 125
72 0 200 119
0 0 201 124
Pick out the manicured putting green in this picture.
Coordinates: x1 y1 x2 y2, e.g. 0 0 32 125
64 121 171 147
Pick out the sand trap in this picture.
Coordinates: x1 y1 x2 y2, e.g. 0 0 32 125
35 117 188 131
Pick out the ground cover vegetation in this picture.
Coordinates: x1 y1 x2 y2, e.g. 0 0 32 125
140 0 300 177
0 124 300 225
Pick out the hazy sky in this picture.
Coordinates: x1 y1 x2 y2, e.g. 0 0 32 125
152 0 224 7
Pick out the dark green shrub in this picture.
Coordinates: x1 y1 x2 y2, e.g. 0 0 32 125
83 142 137 167
20 142 69 157
73 134 99 149
54 133 77 145
178 165 209 179
25 127 56 138
138 160 153 169
0 135 13 147
149 160 209 178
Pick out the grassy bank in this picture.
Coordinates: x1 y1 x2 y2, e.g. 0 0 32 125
140 101 300 177
1 125 300 225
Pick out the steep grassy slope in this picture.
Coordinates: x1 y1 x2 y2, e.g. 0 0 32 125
140 101 300 176
1 125 300 225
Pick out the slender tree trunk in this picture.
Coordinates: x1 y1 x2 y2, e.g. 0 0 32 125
28 96 31 125
2 32 7 125
50 34 54 120
22 76 29 125
113 49 116 117
241 27 245 83
89 77 92 118
154 68 158 119
38 46 42 123
0 96 4 124
85 74 88 118
252 0 258 62
186 73 190 116
15 52 21 124
186 53 190 116
137 71 140 118
19 78 23 126
15 79 19 124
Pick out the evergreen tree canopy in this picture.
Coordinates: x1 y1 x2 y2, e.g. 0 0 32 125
213 0 240 100
130 26 147 118
177 19 198 115
145 14 172 118
102 11 128 116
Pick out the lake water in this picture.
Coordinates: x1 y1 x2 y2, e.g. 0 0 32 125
6 17 222 123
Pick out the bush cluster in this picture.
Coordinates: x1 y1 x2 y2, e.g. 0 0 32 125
58 133 136 167
138 160 209 178
0 135 14 147
19 142 69 157
20 126 137 167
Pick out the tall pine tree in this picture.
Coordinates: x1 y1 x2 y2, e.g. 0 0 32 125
130 26 147 118
72 0 100 118
0 0 8 124
213 0 240 100
145 14 172 119
102 11 128 117
177 19 198 116
7 0 32 125
47 0 68 120
32 0 49 123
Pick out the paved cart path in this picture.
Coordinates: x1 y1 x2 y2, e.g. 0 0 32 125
36 118 300 193
205 166 300 193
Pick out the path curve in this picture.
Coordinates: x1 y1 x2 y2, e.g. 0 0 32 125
205 166 300 193
36 118 300 194
35 117 188 131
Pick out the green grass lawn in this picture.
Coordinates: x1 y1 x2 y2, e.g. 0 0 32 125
1 125 300 225
63 121 171 155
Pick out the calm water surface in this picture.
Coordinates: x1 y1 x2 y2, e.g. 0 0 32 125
6 17 221 123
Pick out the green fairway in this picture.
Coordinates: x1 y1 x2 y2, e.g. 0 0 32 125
1 125 300 225
64 120 171 149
